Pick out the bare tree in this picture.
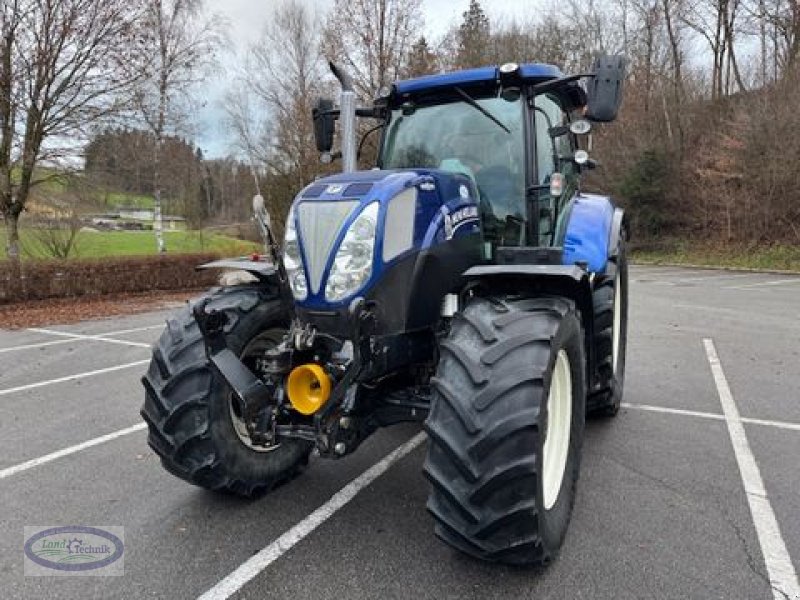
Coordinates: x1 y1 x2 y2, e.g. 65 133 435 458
134 0 222 252
758 0 800 75
30 212 81 259
0 0 142 266
248 0 326 187
662 0 686 154
226 0 330 223
683 0 747 98
324 0 422 98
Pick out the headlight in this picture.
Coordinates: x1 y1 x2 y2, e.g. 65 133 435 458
325 203 379 302
283 206 308 300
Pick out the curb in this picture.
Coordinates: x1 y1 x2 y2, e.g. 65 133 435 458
630 260 800 276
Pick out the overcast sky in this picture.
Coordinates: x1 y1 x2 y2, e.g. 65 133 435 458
194 0 541 157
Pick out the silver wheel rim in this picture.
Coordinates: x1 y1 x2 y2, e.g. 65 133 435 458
612 271 621 373
543 349 572 510
228 329 284 453
229 401 280 453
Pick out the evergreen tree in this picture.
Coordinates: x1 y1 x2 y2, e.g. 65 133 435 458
456 0 491 69
405 36 438 78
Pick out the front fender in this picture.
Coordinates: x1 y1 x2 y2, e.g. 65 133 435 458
197 257 278 281
461 264 595 384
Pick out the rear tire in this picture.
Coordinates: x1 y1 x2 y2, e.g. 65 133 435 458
589 240 628 417
140 285 313 498
424 296 586 565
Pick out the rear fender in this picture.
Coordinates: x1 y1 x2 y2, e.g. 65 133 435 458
562 194 620 274
607 207 628 260
461 264 595 386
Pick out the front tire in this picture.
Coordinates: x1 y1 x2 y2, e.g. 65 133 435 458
140 285 313 498
424 296 586 565
589 240 628 417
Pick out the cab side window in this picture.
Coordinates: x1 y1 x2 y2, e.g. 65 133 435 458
533 94 567 184
533 94 570 244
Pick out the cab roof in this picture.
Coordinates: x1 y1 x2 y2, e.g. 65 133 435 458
393 63 563 97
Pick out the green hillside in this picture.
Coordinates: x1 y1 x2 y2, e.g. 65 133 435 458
1 228 260 260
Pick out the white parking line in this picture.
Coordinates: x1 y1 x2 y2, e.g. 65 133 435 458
645 273 756 287
37 324 163 337
673 303 746 316
0 324 162 354
704 339 800 600
0 423 147 480
670 273 753 283
621 403 800 432
727 278 800 290
197 432 426 600
0 359 150 397
630 266 691 273
0 337 92 354
26 327 152 348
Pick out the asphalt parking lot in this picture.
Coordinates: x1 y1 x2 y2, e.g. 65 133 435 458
1 265 799 600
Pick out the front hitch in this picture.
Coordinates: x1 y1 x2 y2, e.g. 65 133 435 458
192 298 282 446
192 295 377 457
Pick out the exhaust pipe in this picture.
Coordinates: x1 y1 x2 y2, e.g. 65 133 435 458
329 62 357 173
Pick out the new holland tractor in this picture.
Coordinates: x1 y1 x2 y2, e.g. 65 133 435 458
141 57 628 565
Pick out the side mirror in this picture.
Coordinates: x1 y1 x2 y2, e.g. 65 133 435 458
586 55 626 123
312 97 335 153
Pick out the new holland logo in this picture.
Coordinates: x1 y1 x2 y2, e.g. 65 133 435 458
443 205 479 240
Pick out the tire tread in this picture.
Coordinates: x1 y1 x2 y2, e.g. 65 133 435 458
140 285 308 498
425 295 583 565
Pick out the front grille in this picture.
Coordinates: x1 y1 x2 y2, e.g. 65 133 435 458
297 200 359 294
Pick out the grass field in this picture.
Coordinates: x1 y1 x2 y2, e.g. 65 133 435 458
103 191 155 209
1 228 260 260
631 241 800 272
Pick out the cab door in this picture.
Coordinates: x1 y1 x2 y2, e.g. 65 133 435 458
531 93 576 247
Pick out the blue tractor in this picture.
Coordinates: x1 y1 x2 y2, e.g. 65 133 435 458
141 57 628 565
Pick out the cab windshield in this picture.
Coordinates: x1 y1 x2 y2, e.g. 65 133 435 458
381 95 526 230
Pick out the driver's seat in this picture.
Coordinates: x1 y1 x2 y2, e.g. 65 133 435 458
476 165 516 215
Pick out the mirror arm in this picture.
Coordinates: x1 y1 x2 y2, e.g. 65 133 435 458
530 73 593 96
316 107 383 121
356 107 386 119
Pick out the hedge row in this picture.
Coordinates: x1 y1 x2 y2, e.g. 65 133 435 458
0 253 220 304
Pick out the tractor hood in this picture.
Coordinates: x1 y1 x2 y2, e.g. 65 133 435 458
285 168 481 310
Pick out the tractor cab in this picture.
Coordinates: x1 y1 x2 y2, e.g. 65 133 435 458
379 64 586 249
314 60 624 259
